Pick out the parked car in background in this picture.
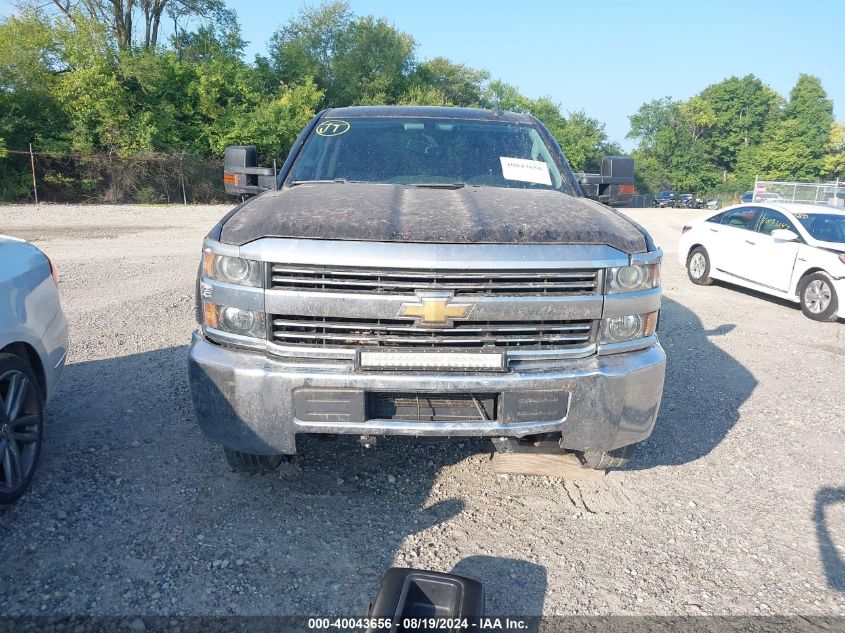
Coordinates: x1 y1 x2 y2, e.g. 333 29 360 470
653 191 677 208
679 204 845 322
740 191 754 203
0 235 68 503
678 194 704 209
706 198 721 211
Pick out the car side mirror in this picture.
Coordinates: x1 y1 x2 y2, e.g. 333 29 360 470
771 229 799 242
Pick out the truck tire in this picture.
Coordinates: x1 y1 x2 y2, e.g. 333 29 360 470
0 353 44 504
579 443 637 470
223 447 289 474
798 272 839 322
686 246 713 286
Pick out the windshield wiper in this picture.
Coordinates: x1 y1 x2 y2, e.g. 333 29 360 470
411 182 466 190
290 179 348 186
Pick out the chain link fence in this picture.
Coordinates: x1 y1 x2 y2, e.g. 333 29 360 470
0 149 228 204
753 178 845 206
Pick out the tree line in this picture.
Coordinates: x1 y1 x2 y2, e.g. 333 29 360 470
0 1 842 202
629 74 844 196
0 0 618 201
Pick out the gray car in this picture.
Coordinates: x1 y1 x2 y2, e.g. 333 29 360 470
0 235 69 503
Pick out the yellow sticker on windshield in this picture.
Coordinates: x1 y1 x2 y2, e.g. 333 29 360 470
316 120 351 137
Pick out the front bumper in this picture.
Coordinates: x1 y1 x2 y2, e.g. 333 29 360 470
187 333 666 456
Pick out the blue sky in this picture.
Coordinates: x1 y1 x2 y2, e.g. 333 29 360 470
3 0 843 149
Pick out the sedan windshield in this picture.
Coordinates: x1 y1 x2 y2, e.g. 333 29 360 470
288 117 576 194
794 213 845 243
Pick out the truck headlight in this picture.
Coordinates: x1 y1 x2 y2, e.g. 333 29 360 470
202 303 266 339
605 264 660 294
600 312 658 344
202 252 263 287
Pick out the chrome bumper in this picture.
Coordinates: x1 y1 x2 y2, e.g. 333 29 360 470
188 332 666 456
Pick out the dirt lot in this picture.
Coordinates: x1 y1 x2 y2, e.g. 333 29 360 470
0 204 843 617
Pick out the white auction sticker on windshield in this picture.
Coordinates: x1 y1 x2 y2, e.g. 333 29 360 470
499 157 552 185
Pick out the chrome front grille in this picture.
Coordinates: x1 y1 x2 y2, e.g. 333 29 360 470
271 316 596 350
269 264 600 296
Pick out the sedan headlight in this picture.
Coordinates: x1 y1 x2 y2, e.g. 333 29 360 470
605 264 660 294
600 312 659 345
202 303 266 339
202 252 263 287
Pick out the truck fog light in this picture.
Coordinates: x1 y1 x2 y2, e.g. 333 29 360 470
203 303 266 339
600 312 658 345
606 314 642 341
221 306 255 332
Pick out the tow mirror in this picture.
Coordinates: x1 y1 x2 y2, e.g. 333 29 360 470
771 229 799 242
579 178 599 199
366 568 484 632
223 145 276 196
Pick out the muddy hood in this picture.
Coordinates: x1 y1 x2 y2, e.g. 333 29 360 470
220 183 648 254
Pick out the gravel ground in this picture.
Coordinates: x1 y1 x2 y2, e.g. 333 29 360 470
0 203 843 617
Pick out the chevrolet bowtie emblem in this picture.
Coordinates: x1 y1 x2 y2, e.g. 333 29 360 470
398 293 473 327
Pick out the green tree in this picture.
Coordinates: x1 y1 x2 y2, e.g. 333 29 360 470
329 15 416 105
823 122 845 179
267 1 352 93
410 57 489 107
267 2 416 107
698 74 781 171
0 9 69 151
208 79 322 159
750 75 833 181
750 118 821 180
627 97 674 152
48 0 226 49
555 110 611 172
628 98 718 192
398 85 451 106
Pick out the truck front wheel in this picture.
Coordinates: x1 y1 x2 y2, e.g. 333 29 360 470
579 443 637 470
223 447 289 474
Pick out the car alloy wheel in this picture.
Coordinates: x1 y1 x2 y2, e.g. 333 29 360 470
803 279 832 314
689 252 707 279
0 369 42 499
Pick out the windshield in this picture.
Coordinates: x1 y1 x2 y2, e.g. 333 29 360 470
287 117 577 194
794 213 845 243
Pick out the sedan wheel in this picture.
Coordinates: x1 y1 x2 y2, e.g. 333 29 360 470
798 273 839 322
686 247 713 286
0 356 43 504
804 280 831 314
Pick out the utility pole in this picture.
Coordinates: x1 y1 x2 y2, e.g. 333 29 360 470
29 143 38 205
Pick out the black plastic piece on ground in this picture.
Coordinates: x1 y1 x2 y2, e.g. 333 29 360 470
367 567 484 632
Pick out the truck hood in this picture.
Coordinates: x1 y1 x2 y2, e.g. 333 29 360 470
220 183 648 254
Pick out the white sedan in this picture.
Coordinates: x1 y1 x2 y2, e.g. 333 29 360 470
678 203 845 322
0 235 69 503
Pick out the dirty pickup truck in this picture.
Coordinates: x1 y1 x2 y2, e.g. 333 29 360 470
188 106 665 474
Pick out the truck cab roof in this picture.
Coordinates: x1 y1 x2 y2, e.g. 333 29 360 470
320 105 537 125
